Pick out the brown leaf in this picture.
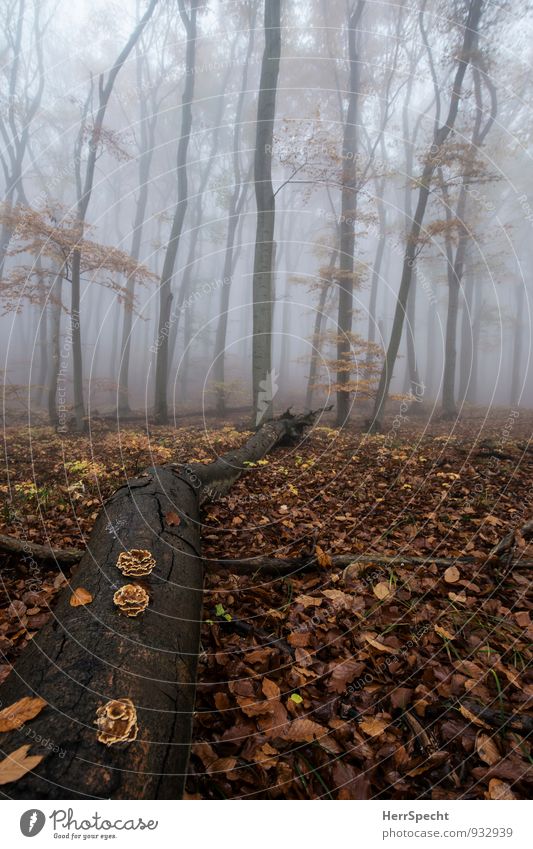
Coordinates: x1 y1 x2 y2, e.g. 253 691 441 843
359 717 389 737
295 594 322 607
283 718 326 742
206 757 237 774
434 624 455 640
373 581 393 600
0 696 47 732
476 733 501 766
0 744 44 785
444 566 460 583
262 678 281 701
486 778 516 800
458 704 491 729
390 687 413 710
236 696 273 717
315 545 332 567
70 587 93 607
327 659 365 694
287 631 310 647
361 632 397 654
165 510 181 526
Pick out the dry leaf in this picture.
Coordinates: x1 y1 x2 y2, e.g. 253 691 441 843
486 778 516 800
373 581 393 600
283 718 325 742
0 744 44 785
165 511 181 526
458 704 491 729
476 733 501 766
434 625 455 640
70 587 93 607
359 717 389 737
287 631 310 647
448 591 467 603
444 566 460 584
315 545 332 567
0 696 47 732
262 678 281 701
327 659 366 694
206 757 237 774
295 594 322 607
361 632 397 654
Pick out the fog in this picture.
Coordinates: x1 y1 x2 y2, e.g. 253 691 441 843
1 0 532 428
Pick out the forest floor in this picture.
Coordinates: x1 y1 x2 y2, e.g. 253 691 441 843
0 408 532 799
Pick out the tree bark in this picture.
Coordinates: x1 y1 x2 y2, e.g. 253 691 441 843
252 0 281 425
0 411 317 800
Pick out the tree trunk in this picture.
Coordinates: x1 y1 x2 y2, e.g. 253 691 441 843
0 412 317 800
305 248 337 409
335 1 364 427
252 0 281 425
509 284 525 408
154 0 197 424
70 248 85 431
47 272 63 428
458 268 474 404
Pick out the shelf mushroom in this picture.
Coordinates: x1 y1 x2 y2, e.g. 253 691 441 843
95 698 138 746
116 549 156 577
113 584 149 617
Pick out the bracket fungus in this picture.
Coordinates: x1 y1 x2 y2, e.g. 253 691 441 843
113 584 149 617
95 698 138 746
116 548 156 577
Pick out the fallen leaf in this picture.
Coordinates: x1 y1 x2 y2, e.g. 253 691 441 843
444 566 461 584
206 757 237 774
315 545 332 567
294 594 322 608
359 717 389 737
283 718 325 742
70 587 93 607
434 625 455 640
476 733 501 766
0 696 47 732
0 744 44 785
458 704 491 729
361 632 397 654
486 779 516 800
373 581 393 600
448 591 467 603
327 659 365 694
262 678 280 701
165 511 181 526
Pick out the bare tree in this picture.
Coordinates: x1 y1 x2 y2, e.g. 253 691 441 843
68 0 159 430
370 0 484 429
154 0 198 424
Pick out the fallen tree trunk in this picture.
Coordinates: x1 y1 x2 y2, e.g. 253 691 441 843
0 533 82 567
0 412 315 800
208 552 533 576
